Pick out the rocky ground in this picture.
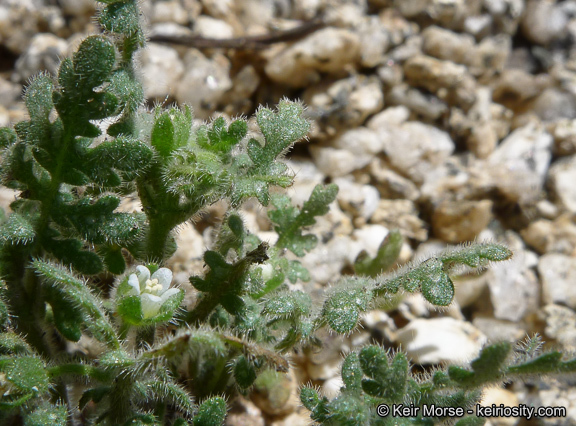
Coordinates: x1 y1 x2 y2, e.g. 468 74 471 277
2 0 576 425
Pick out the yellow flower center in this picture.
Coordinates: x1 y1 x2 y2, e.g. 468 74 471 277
143 278 163 295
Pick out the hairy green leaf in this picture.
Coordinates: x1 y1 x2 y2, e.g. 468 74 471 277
198 116 247 158
270 184 338 256
24 402 68 426
0 127 17 149
193 396 227 426
32 259 119 348
24 74 53 124
99 0 144 42
354 230 402 277
323 283 372 334
0 356 49 394
300 387 329 422
230 100 310 205
341 353 362 392
234 355 257 389
262 291 312 320
0 212 36 246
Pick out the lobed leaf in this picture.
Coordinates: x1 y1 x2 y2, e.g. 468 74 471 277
341 353 362 392
107 69 144 115
229 100 311 205
151 107 193 158
354 229 402 277
322 283 372 334
99 244 126 274
0 355 49 394
0 212 36 246
283 259 310 283
99 0 145 43
86 136 154 186
326 393 370 425
41 232 103 275
262 291 312 320
24 402 67 426
234 355 257 389
300 387 329 422
253 100 310 170
197 116 247 157
32 259 119 348
448 342 511 388
380 258 454 306
508 351 571 375
24 74 53 124
193 396 227 426
144 380 195 417
270 184 338 256
190 243 269 320
0 333 34 356
56 195 143 245
54 36 119 137
440 243 513 270
72 36 116 90
0 127 17 150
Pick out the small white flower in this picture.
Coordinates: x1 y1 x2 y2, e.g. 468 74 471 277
258 263 274 281
126 266 180 319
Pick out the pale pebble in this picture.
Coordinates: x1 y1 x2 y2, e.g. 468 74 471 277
396 317 487 365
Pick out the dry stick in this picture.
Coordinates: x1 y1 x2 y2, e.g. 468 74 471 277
148 19 326 50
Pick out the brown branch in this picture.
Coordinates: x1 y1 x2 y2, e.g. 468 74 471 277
148 18 326 50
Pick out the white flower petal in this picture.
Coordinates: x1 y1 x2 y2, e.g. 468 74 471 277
126 274 141 296
160 288 180 303
140 293 162 319
259 263 274 281
152 268 173 292
135 265 150 291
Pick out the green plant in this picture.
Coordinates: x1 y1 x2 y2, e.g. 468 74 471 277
0 1 573 424
301 335 576 425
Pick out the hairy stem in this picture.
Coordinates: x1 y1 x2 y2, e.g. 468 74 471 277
186 294 220 325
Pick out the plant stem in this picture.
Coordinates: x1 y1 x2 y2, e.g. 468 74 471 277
186 294 219 325
108 375 134 424
146 217 173 262
137 325 156 350
3 249 51 357
36 126 74 240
